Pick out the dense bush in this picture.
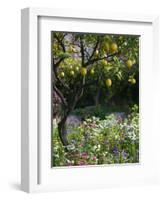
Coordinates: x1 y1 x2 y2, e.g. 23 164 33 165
52 105 139 166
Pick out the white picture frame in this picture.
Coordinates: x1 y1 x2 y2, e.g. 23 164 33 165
21 7 159 193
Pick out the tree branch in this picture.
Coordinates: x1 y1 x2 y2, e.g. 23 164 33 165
53 33 67 67
53 85 68 107
89 36 100 61
53 61 70 91
66 86 84 115
85 52 119 66
54 57 65 67
54 33 66 52
80 36 85 66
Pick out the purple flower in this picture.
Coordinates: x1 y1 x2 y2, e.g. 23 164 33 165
121 150 127 159
113 146 119 155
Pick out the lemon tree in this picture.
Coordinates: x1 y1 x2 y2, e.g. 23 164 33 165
52 32 139 146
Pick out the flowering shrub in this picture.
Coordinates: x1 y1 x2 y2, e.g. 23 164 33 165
52 105 139 166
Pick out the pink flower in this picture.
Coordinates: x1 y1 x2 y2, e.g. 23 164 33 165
81 152 88 159
77 160 86 165
92 156 97 161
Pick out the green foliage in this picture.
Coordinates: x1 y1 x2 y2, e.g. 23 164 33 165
72 105 129 120
52 32 139 108
52 105 139 166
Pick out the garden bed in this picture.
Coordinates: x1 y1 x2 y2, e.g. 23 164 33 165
52 104 139 167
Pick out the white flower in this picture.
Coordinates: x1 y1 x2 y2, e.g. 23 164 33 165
67 144 75 150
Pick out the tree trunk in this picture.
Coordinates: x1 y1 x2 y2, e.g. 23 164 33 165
95 87 101 106
58 116 69 146
57 83 84 147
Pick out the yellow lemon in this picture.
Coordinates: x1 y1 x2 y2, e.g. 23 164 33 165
102 59 108 66
126 60 133 69
90 68 95 75
69 65 73 70
95 50 99 56
131 78 136 84
75 66 79 71
106 79 112 87
70 70 75 76
110 43 118 53
60 72 65 78
80 67 87 76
